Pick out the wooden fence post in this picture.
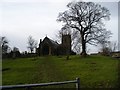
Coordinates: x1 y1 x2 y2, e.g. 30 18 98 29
76 78 80 90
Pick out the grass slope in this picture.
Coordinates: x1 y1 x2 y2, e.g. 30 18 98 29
2 55 119 88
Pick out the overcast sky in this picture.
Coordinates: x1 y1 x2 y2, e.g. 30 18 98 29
0 0 119 53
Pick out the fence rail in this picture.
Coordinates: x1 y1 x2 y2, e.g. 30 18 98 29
1 78 80 90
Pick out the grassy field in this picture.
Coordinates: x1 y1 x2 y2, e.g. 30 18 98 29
2 55 119 88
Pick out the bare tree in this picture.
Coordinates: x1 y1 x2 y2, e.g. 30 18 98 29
12 47 21 58
57 1 111 57
99 41 117 56
27 35 37 53
0 36 9 54
109 41 117 52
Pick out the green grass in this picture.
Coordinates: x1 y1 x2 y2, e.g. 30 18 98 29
2 55 119 88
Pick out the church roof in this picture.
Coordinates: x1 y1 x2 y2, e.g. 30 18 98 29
41 36 59 48
49 38 59 46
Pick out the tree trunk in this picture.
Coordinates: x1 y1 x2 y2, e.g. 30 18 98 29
81 42 87 57
81 34 87 57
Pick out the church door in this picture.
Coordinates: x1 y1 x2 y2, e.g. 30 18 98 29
42 44 49 55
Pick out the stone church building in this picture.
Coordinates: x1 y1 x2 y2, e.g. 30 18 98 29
36 34 75 56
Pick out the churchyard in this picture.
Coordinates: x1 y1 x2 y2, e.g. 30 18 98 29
2 55 119 88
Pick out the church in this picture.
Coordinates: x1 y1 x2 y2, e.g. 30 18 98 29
36 34 76 56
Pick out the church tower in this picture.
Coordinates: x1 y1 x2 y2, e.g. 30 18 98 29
62 34 71 54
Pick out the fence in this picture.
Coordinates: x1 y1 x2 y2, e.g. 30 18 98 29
1 78 80 90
